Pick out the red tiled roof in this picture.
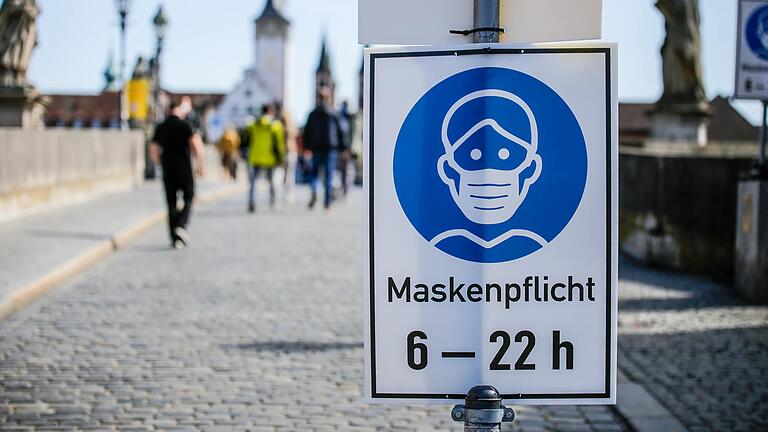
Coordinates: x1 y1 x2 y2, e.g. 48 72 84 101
43 91 758 142
619 102 653 133
45 92 120 125
164 91 226 108
44 90 226 127
708 96 758 142
618 96 758 143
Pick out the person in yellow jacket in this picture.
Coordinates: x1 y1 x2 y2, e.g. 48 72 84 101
246 103 285 212
216 126 240 180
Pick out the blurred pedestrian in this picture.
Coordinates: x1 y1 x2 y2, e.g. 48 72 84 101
337 100 354 197
296 131 312 184
179 96 200 129
150 101 205 249
303 87 347 210
238 115 254 162
276 103 298 203
350 106 364 186
246 104 285 212
216 126 240 180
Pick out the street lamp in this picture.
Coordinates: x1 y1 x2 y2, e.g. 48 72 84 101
152 5 168 123
115 0 132 130
145 5 168 180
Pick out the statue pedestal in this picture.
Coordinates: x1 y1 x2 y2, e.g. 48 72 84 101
649 106 710 147
0 86 48 128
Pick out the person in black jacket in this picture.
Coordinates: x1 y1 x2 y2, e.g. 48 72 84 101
302 87 348 210
150 101 205 249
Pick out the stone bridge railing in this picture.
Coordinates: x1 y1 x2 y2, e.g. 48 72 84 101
0 129 145 223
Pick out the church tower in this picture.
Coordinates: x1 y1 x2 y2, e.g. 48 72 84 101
315 38 335 106
254 0 290 106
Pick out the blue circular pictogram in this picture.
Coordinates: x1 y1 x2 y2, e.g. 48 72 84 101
746 5 768 61
393 67 587 263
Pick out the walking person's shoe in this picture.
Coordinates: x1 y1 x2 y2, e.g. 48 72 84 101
173 239 185 250
308 192 317 209
173 227 191 247
248 202 255 213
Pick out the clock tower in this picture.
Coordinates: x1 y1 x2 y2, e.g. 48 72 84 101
254 0 290 106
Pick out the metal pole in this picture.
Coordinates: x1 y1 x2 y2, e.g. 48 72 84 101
451 386 514 431
449 2 512 430
145 39 162 180
473 0 501 43
154 40 163 124
119 11 128 130
759 100 767 173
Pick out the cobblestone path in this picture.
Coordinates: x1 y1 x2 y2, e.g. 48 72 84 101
618 257 768 432
0 191 628 431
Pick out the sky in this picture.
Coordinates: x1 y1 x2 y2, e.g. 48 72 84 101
21 0 758 124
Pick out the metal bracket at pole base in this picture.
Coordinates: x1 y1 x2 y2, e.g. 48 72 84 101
451 406 515 425
451 386 515 431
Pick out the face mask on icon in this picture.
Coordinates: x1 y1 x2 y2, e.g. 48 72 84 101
760 17 768 49
437 90 542 225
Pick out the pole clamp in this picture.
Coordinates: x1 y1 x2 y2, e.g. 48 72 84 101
451 405 515 424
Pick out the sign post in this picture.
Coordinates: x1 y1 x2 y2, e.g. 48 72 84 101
457 2 509 430
736 0 768 176
759 100 767 173
735 0 768 304
472 0 501 44
361 2 615 430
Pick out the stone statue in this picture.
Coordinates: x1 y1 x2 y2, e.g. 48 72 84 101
0 0 39 88
131 56 150 80
655 0 708 113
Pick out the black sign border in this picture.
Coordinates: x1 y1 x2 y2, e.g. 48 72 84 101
368 47 614 400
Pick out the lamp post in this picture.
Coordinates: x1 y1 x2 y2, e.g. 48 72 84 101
152 5 168 124
145 5 168 180
115 0 131 130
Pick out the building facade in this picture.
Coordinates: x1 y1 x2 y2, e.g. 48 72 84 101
206 0 290 140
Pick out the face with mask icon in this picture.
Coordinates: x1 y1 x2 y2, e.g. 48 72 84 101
437 89 542 225
759 13 768 49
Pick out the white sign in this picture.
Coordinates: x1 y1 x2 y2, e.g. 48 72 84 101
363 43 618 404
358 0 603 45
736 0 768 99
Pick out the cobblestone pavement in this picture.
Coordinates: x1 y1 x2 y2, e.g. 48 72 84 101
618 258 768 432
0 190 627 431
0 180 233 300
